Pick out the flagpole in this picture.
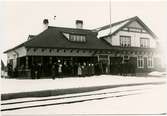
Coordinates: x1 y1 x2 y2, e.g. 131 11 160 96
109 0 112 34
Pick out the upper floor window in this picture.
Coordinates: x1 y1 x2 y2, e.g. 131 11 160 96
141 30 147 33
122 27 147 34
129 28 141 33
122 28 129 31
70 35 86 42
140 38 150 48
63 32 86 42
120 36 131 47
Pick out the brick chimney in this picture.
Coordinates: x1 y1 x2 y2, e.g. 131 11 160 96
76 20 83 29
43 19 49 30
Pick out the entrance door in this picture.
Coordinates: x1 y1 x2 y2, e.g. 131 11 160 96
110 57 123 74
98 55 109 74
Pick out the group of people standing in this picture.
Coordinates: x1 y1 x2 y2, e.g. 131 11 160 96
7 60 136 79
51 62 103 79
50 61 136 79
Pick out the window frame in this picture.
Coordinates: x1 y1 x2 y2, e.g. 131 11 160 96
129 28 142 33
137 56 144 68
147 56 154 68
69 34 86 42
140 38 150 48
120 36 131 47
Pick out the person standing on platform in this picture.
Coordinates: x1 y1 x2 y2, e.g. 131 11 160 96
58 63 62 78
62 61 67 76
78 64 82 77
7 63 13 78
34 63 39 79
94 63 98 75
31 64 35 79
51 64 56 79
73 63 78 76
91 63 95 76
55 62 59 77
87 63 91 76
82 62 86 77
38 63 42 79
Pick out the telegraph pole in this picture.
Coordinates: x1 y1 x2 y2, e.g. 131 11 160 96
109 0 112 34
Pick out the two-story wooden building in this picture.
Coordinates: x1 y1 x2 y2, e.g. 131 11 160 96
4 16 162 78
94 16 161 74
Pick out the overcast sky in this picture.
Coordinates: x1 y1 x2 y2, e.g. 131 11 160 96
1 0 167 64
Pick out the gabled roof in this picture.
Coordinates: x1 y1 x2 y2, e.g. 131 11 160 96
4 16 158 54
4 26 111 53
94 16 134 32
24 26 112 50
94 16 158 39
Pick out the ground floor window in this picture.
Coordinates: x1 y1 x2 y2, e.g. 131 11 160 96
147 56 153 68
123 55 129 63
137 56 144 68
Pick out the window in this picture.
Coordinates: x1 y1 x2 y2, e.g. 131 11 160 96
142 30 147 33
69 34 86 42
123 55 129 63
81 36 86 42
99 55 108 59
122 28 129 31
69 34 75 41
147 56 153 68
137 56 144 68
63 33 70 40
98 55 109 64
129 28 141 32
140 38 150 48
120 36 131 47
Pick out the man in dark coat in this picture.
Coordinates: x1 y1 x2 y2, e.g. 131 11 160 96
52 64 56 79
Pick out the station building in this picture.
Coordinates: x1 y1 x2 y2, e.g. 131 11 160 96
4 16 162 78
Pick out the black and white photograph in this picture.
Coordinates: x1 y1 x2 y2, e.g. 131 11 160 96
0 0 167 115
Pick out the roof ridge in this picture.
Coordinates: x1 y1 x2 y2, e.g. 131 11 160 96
48 26 93 32
94 16 138 31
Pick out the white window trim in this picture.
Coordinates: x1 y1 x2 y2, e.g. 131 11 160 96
120 36 131 47
69 34 86 42
147 56 154 68
123 55 129 63
140 38 150 48
63 33 70 40
137 56 144 68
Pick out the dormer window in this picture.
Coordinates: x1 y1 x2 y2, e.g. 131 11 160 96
63 33 86 42
63 33 70 39
70 34 86 42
